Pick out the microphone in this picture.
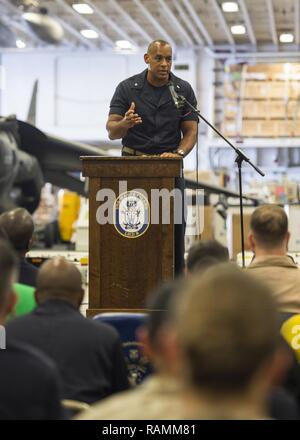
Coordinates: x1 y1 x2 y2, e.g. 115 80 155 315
168 81 184 109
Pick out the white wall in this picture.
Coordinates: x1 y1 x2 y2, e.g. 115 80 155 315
0 47 213 169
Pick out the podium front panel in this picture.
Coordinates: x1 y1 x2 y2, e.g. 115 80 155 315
82 157 181 314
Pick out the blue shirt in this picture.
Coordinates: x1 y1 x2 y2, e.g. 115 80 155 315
109 69 198 154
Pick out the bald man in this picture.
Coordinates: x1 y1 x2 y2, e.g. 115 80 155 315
6 257 129 404
0 208 38 286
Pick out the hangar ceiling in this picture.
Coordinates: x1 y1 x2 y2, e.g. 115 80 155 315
0 0 299 53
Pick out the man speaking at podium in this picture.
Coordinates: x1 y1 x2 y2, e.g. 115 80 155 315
106 40 198 274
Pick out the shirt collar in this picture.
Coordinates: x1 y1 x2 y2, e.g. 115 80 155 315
248 254 299 269
35 298 79 314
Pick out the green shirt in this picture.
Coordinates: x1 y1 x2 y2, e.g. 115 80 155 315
9 283 37 319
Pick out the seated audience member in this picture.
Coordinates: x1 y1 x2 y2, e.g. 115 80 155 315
186 240 229 274
0 239 63 419
0 208 38 287
176 264 297 419
6 257 129 404
247 204 300 314
0 222 37 317
76 280 185 420
78 268 298 420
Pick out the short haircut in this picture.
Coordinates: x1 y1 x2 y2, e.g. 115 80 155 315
176 263 279 393
186 240 229 273
0 239 18 310
147 40 171 54
145 279 183 347
36 257 83 304
250 204 288 248
0 208 34 252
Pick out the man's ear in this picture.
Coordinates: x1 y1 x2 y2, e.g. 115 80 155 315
144 53 149 64
286 231 290 250
27 238 33 252
77 288 85 308
137 326 154 360
266 344 292 387
248 232 255 251
34 289 40 305
5 291 17 316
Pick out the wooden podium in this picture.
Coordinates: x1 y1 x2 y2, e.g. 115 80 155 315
81 156 182 316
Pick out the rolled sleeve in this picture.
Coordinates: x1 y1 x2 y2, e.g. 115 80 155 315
109 83 129 116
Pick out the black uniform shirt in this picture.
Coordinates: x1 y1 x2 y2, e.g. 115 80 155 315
109 69 198 154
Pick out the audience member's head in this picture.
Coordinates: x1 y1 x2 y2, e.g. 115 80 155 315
186 240 229 274
0 239 18 322
0 208 34 256
249 205 289 256
139 280 184 375
175 264 288 413
35 257 84 308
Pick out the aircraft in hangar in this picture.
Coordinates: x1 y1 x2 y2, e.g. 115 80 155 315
0 80 107 214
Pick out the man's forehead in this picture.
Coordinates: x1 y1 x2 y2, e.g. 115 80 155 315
150 44 172 55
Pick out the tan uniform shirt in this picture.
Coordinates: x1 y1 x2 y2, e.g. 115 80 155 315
75 375 185 420
247 255 300 313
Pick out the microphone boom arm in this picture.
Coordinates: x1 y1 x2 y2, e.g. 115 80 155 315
176 93 264 267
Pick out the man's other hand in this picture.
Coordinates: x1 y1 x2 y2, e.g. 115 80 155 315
160 152 182 158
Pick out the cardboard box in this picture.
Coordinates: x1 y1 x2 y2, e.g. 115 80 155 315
201 206 214 240
224 101 239 118
285 205 300 251
260 120 279 137
268 102 287 118
242 101 263 118
222 121 238 137
289 81 300 98
227 211 253 258
244 81 269 99
224 82 238 99
185 205 214 247
288 101 300 118
242 120 261 137
268 81 288 99
184 170 225 187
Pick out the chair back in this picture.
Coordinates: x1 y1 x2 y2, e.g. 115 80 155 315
93 312 152 386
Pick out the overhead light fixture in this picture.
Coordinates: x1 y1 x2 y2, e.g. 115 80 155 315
222 2 239 12
279 33 294 43
80 29 98 39
231 24 246 35
72 3 94 14
115 40 133 49
16 39 26 48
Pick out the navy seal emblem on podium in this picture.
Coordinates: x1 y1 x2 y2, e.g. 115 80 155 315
114 190 150 238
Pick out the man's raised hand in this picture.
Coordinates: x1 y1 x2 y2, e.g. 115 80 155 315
123 102 142 128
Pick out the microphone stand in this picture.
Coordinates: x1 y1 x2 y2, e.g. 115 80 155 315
176 94 264 267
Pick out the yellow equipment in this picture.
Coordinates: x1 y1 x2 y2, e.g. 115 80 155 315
58 190 81 241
